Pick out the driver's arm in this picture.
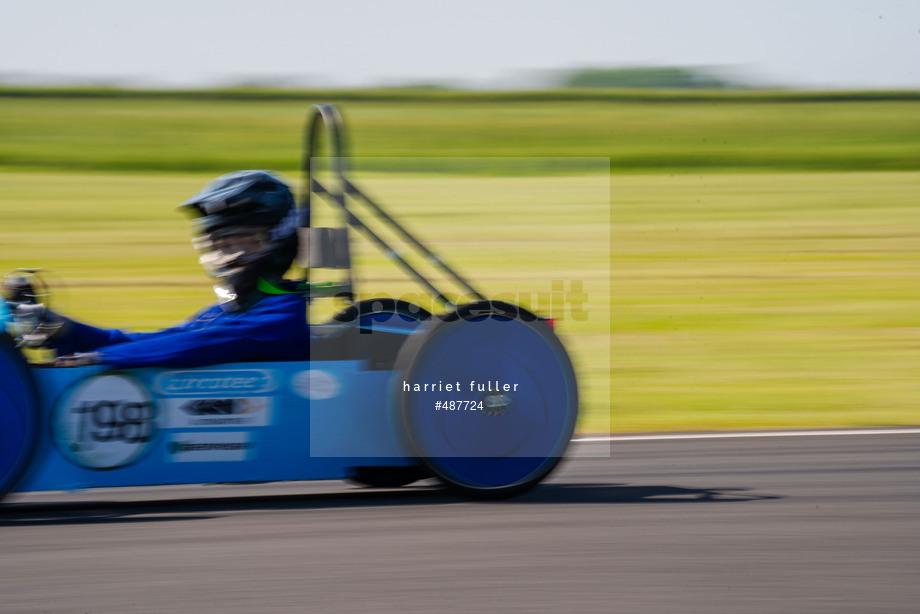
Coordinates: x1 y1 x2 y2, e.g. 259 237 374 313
50 310 208 357
54 294 307 369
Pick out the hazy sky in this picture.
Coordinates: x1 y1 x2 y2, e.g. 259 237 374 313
2 0 918 89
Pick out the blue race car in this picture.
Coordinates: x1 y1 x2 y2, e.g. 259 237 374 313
0 105 578 501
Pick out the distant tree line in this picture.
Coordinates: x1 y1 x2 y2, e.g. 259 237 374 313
562 67 737 89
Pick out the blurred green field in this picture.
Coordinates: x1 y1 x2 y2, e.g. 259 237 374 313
612 172 919 430
1 93 919 173
1 91 919 432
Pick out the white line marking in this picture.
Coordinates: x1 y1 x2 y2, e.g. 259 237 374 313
574 428 920 443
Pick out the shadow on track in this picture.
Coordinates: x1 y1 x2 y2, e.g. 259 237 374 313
0 485 448 526
511 483 782 504
0 511 220 527
0 480 780 526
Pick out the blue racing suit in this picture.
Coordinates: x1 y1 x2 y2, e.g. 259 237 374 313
52 293 309 369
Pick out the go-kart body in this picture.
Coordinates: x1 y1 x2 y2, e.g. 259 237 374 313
0 104 578 501
13 353 417 495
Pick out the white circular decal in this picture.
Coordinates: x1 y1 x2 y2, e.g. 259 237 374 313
53 374 156 469
292 370 341 400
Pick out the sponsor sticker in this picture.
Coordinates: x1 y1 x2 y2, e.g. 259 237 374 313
53 373 156 470
292 369 341 400
155 369 276 396
166 397 273 428
165 432 254 462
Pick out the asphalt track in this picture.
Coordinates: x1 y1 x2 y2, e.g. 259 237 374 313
1 431 918 614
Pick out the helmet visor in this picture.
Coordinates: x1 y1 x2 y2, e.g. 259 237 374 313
192 227 271 278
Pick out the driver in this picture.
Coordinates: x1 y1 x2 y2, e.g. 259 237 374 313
11 170 310 368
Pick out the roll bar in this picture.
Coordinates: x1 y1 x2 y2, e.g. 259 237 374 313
300 103 486 308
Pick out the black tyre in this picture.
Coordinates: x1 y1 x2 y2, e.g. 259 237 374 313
395 301 578 499
332 298 431 327
0 334 41 502
347 465 430 488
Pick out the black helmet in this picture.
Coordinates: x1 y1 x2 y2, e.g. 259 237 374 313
179 171 299 310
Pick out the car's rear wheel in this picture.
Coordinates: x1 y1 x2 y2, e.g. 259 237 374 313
394 301 578 499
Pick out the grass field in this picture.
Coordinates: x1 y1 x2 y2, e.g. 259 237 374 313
1 90 918 432
1 93 919 173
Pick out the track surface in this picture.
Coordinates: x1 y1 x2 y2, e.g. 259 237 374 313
1 432 918 614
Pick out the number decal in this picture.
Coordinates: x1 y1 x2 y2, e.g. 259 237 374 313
53 374 156 470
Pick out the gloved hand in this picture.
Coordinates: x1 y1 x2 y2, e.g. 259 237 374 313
54 352 101 367
12 303 46 346
3 272 40 305
11 303 68 348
